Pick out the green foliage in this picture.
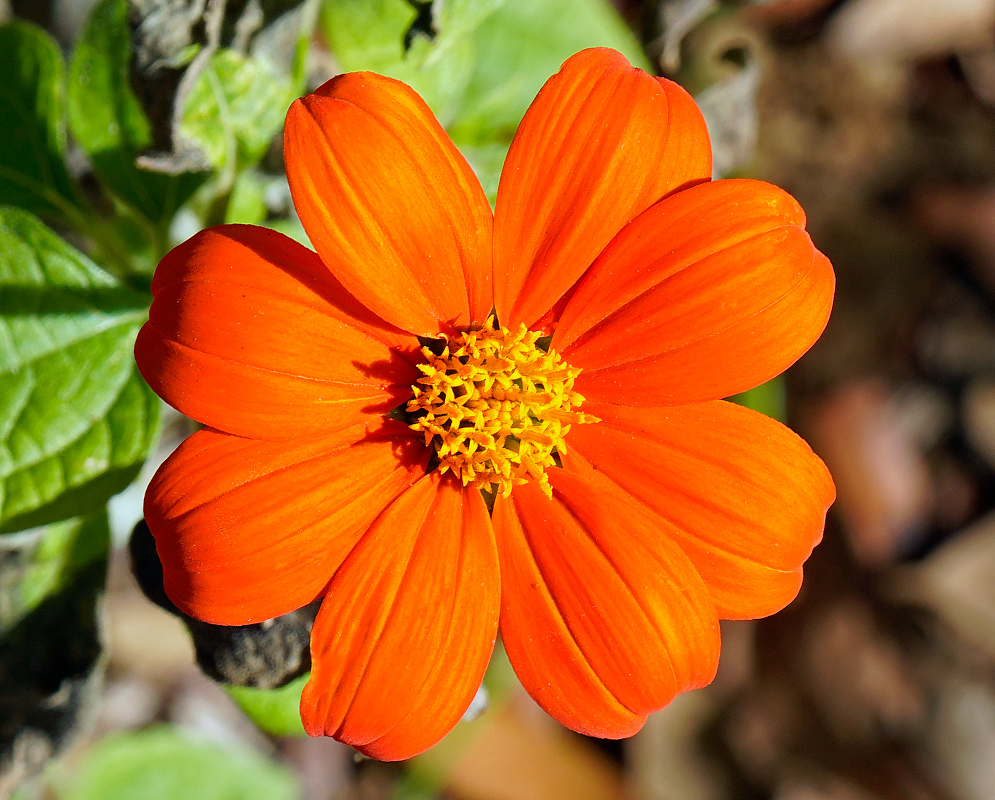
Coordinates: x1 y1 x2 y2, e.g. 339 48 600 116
1 512 110 633
434 0 510 45
226 673 309 736
450 0 649 143
224 170 268 225
0 208 158 533
264 216 310 246
732 377 787 422
68 0 206 228
454 140 508 209
14 514 110 622
0 510 109 783
320 0 650 200
179 49 298 172
0 22 84 221
322 0 417 69
59 726 300 800
450 0 649 196
321 0 491 125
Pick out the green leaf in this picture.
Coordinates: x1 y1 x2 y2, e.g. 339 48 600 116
321 0 650 198
0 21 85 220
17 514 109 616
226 673 308 737
179 50 296 171
731 376 787 422
0 207 159 534
2 512 110 633
432 0 509 49
321 0 417 72
1 511 109 785
224 170 268 225
447 0 649 198
449 0 651 146
264 217 309 247
457 141 509 206
398 34 476 125
321 0 493 125
68 0 206 227
60 726 300 800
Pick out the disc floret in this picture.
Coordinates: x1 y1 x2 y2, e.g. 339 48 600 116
407 317 598 497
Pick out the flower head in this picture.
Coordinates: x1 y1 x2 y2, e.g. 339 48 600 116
136 48 836 760
407 315 599 497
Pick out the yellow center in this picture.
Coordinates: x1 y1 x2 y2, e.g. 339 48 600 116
407 317 598 498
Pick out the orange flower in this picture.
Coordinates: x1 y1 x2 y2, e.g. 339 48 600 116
136 48 836 760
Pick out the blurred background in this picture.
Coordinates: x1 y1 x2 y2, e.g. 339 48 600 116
4 0 995 798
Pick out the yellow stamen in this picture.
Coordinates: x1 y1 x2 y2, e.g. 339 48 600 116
406 316 599 498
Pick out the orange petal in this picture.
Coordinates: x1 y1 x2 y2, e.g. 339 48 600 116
284 73 493 336
144 420 429 625
492 48 711 329
136 225 420 440
301 474 499 760
554 180 834 406
563 400 835 619
493 470 719 735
